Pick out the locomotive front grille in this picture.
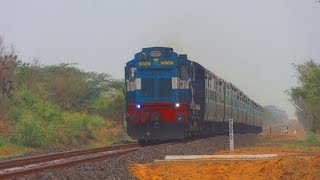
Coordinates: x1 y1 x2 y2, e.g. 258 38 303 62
159 78 172 97
141 78 154 97
141 78 173 98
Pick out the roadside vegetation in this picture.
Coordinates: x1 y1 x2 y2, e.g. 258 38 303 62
287 60 320 145
300 133 320 147
288 60 320 133
0 37 127 157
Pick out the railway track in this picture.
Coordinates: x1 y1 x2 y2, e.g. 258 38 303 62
0 139 195 179
0 143 140 179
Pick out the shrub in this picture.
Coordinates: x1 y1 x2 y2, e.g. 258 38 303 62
0 136 10 147
40 101 63 123
62 112 106 145
304 133 320 147
7 89 63 123
15 118 48 147
89 92 125 123
6 106 22 124
7 90 63 147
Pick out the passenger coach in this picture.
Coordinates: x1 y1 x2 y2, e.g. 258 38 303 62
125 47 263 142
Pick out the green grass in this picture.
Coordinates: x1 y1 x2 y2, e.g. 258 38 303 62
303 133 320 147
0 136 35 158
292 133 320 148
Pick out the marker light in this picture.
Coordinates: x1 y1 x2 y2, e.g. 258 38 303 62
175 103 180 108
140 53 147 59
136 104 141 109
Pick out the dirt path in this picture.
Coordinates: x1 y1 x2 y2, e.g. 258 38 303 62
130 134 320 179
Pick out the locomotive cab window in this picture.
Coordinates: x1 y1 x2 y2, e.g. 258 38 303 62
128 67 136 82
179 65 189 81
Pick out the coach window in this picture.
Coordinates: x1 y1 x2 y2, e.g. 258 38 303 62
226 86 229 96
212 80 214 90
179 65 189 81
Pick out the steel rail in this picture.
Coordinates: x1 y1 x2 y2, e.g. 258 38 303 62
0 139 194 179
0 143 139 170
0 147 139 179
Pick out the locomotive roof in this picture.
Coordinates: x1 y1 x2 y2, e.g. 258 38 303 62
142 47 173 52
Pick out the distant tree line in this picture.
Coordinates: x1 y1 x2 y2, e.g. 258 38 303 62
262 105 287 124
288 60 320 133
0 37 125 122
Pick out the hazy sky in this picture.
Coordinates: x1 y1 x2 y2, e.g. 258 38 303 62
1 0 320 118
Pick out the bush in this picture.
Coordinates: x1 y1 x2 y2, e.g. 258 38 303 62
6 90 63 147
7 89 63 124
304 133 320 147
90 92 125 123
3 81 125 149
6 106 22 124
15 118 49 147
0 136 10 147
62 112 106 144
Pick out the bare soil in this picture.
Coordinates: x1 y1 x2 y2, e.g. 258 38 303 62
130 134 320 180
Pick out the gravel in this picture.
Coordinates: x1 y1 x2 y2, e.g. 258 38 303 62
20 133 258 180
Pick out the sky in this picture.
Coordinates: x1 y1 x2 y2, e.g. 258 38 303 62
1 0 320 119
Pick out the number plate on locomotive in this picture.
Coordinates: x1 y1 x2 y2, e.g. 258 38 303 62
138 62 151 66
160 61 174 65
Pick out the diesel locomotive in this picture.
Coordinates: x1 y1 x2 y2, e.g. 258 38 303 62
125 47 263 142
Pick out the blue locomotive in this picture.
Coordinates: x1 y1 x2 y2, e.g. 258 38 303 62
125 47 263 142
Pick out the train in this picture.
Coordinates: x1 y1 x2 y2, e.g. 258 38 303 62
125 47 263 143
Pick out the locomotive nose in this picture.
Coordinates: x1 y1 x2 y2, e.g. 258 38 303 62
151 113 161 128
151 113 161 122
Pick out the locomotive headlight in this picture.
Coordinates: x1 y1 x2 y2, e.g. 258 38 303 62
175 103 180 108
136 104 141 109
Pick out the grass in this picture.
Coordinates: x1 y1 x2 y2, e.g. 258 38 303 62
257 133 320 149
295 133 320 148
0 136 35 158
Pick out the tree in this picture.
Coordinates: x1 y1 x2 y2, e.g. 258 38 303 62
89 91 125 125
288 60 320 132
16 58 41 93
41 64 114 111
0 37 18 115
262 105 287 124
